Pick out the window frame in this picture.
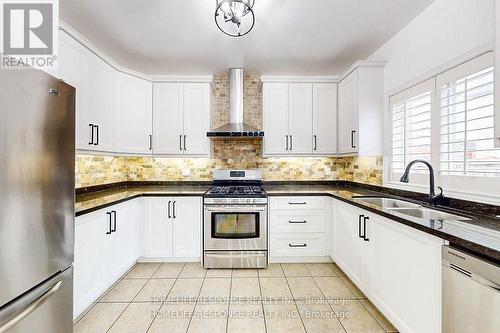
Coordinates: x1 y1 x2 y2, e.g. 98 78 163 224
384 52 500 204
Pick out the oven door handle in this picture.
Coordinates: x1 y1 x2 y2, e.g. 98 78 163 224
204 206 267 213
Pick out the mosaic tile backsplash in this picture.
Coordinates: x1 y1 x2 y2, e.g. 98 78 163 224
76 150 383 188
76 73 383 188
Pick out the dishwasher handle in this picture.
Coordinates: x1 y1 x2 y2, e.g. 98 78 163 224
442 246 500 291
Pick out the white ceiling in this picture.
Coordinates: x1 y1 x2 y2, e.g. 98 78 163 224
60 0 435 75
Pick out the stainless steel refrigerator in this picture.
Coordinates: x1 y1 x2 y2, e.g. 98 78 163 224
0 68 75 332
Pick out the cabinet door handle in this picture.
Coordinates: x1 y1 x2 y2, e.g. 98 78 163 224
290 135 293 151
285 135 289 151
363 216 370 242
183 135 186 151
88 124 94 145
289 243 307 248
111 210 117 232
172 201 176 219
179 135 183 151
358 215 364 239
149 134 152 151
288 202 307 205
289 220 307 224
314 135 317 151
94 125 99 146
106 212 112 235
167 201 171 219
351 130 356 149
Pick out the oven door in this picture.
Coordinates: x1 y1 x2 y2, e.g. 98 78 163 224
204 204 267 251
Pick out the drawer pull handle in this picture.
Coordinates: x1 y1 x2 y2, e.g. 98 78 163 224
289 220 307 224
289 243 307 248
288 202 307 205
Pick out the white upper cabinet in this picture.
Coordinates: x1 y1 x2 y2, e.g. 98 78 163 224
263 83 289 155
115 73 153 155
58 32 115 152
153 83 184 154
86 54 116 152
152 82 210 156
182 83 211 156
288 83 313 154
59 31 116 152
338 71 359 154
263 79 336 156
313 83 337 155
337 64 384 156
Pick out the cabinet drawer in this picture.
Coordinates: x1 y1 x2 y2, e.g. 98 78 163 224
270 210 326 233
270 196 326 210
270 233 326 257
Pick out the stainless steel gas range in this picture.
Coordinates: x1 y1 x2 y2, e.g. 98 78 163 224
203 170 268 268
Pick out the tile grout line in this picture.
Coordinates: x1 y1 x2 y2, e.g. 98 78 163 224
305 263 349 333
105 262 163 333
281 264 308 333
184 264 207 333
257 268 268 333
337 275 367 301
358 299 393 333
225 270 232 333
145 262 186 333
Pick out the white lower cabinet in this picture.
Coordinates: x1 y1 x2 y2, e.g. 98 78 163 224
73 210 107 319
269 196 329 262
143 197 201 260
366 214 442 333
333 202 367 290
74 200 139 319
332 200 444 333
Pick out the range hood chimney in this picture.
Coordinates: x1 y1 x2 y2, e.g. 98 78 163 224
207 68 264 138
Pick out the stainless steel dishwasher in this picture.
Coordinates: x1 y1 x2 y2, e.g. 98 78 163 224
442 246 500 333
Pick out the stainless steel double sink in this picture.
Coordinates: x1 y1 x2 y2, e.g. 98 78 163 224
351 196 471 221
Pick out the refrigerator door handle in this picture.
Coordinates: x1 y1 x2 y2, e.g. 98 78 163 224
0 281 62 333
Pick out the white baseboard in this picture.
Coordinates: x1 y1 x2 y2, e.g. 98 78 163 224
270 256 333 263
138 257 201 263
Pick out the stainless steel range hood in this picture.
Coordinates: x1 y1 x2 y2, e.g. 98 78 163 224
207 68 264 138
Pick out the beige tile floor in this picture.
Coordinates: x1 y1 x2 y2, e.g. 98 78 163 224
74 262 398 333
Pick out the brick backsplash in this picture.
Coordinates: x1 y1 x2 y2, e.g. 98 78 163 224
76 73 383 188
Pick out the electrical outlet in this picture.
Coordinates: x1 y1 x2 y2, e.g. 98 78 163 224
182 169 191 177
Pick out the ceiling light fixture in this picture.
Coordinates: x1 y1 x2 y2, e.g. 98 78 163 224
215 0 255 37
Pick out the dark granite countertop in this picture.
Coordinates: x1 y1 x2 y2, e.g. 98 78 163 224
264 184 500 262
75 181 500 262
75 185 210 216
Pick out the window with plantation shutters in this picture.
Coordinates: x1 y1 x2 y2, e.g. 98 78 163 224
439 65 499 177
389 79 435 184
387 52 500 200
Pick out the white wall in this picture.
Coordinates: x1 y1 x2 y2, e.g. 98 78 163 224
368 0 494 94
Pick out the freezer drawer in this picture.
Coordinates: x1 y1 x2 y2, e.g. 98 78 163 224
0 266 73 333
